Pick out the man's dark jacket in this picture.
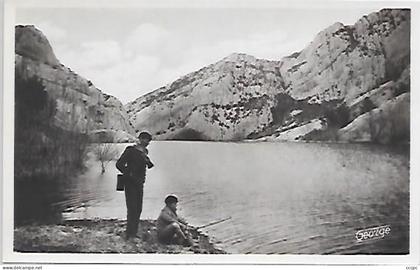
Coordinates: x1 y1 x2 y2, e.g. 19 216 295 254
116 146 152 181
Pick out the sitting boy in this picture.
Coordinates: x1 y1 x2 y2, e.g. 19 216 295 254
156 194 194 246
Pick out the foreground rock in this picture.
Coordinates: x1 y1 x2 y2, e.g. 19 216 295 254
14 219 226 254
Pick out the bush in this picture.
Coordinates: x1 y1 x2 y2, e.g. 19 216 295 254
324 103 351 128
270 93 297 124
302 127 339 142
171 128 209 141
14 72 89 179
360 98 375 115
93 144 119 174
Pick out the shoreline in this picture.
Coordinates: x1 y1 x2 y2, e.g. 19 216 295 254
14 219 227 254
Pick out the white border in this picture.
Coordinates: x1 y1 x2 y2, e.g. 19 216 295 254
2 0 419 265
0 0 4 265
3 0 16 263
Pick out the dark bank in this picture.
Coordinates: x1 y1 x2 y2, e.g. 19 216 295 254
14 219 226 254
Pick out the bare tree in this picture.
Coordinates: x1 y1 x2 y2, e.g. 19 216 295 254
93 144 119 174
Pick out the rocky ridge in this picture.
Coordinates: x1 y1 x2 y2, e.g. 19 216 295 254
126 8 410 143
126 53 285 140
15 25 136 142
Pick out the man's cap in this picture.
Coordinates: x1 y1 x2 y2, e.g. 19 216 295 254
138 131 152 140
165 194 178 204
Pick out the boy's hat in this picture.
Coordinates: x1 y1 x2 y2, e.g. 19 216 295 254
165 194 178 204
138 131 152 140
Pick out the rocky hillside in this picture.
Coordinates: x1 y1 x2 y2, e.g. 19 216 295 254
126 8 410 143
126 53 286 140
280 9 409 104
15 25 136 142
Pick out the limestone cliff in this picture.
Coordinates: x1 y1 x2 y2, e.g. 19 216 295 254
126 53 285 140
15 25 136 142
279 9 410 104
126 9 410 143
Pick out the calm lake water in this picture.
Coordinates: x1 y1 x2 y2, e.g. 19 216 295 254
15 141 409 254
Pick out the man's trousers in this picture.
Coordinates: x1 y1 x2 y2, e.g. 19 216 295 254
124 177 144 237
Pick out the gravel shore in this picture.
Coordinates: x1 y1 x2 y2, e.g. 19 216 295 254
14 219 226 254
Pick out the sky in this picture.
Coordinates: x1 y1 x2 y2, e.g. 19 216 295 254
16 4 388 104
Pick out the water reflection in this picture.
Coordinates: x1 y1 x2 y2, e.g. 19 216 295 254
14 142 409 254
15 176 65 225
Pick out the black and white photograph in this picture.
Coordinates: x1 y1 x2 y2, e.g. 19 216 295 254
2 0 419 266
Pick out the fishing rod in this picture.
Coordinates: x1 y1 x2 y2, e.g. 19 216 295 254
196 216 232 229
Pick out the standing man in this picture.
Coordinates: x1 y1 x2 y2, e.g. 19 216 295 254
116 131 154 240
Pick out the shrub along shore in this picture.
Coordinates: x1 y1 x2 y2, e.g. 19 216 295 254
14 219 226 254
